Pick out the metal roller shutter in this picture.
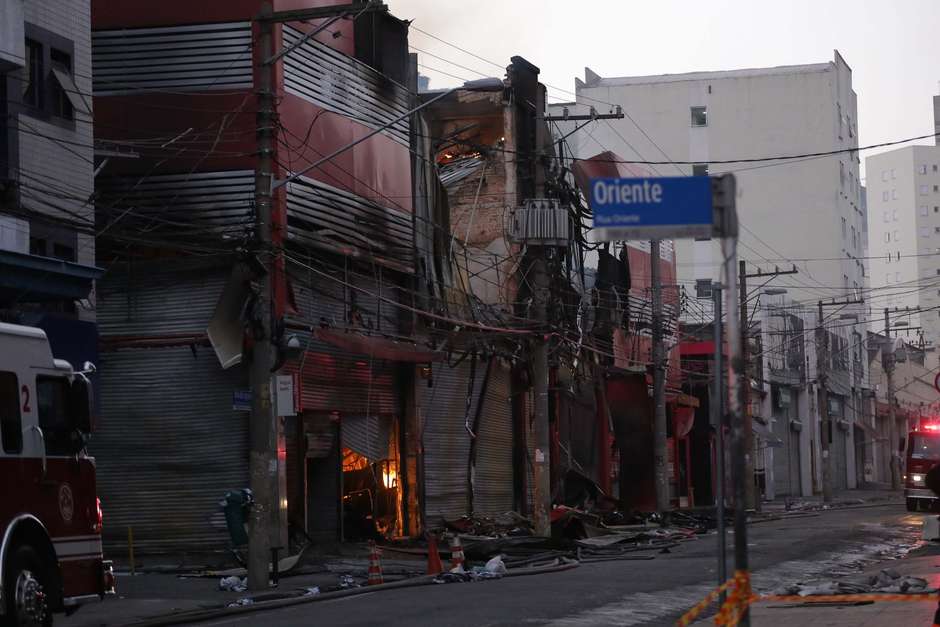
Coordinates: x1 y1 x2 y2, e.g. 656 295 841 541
420 357 484 526
473 363 514 515
92 345 247 554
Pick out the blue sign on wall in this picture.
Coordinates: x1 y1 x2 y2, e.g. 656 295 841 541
589 176 714 241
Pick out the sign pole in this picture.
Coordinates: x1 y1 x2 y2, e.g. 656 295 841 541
711 282 727 602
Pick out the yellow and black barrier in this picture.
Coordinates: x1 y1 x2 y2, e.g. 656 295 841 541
676 570 940 626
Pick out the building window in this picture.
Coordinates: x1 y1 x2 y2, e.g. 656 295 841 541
851 225 856 248
52 243 75 262
935 185 939 193
695 279 712 299
935 227 940 234
881 171 889 182
49 48 75 120
935 165 939 172
692 163 709 176
0 372 22 454
921 165 929 174
690 106 707 127
921 227 930 238
921 185 929 195
882 191 889 202
892 189 898 200
891 169 897 179
886 273 892 284
894 229 900 241
841 216 846 238
922 205 930 216
884 232 890 243
883 211 890 223
22 39 43 108
29 237 46 257
839 161 845 188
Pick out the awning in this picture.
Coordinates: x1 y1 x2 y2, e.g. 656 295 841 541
313 328 444 363
0 249 102 302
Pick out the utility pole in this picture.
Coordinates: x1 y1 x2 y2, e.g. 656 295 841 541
738 260 753 510
722 238 749 627
711 282 727 599
739 264 798 510
531 247 552 536
651 239 669 512
248 1 277 591
816 301 833 504
884 308 900 490
814 298 864 503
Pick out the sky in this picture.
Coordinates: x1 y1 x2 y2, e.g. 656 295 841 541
391 0 940 185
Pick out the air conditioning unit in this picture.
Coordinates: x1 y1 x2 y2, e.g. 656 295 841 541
510 199 572 246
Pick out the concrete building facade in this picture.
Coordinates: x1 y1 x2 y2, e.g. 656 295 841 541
552 51 864 316
865 145 940 348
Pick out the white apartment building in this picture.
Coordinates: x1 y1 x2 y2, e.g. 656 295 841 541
552 51 865 316
865 145 940 348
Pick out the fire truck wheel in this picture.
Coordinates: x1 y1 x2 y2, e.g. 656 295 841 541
2 545 53 627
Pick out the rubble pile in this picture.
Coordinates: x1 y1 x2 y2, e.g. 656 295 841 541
773 568 934 597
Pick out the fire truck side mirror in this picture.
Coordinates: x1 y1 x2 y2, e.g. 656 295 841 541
70 374 95 435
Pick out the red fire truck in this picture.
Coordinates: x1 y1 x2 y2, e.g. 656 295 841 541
904 423 940 512
1 323 113 625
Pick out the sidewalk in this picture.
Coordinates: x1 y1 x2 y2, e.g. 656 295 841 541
61 548 428 627
760 487 902 515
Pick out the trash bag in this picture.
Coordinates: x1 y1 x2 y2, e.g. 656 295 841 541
219 576 247 592
484 555 507 575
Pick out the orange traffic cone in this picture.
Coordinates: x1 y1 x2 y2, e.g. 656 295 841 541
367 541 383 585
426 533 443 575
448 534 465 572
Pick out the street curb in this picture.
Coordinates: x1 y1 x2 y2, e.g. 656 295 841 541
121 561 580 626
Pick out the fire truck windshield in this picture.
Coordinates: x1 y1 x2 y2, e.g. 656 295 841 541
910 434 940 459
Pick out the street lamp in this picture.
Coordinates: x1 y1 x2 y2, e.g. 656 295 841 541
273 77 505 190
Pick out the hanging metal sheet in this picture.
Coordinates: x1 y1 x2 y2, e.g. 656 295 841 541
473 363 514 516
342 415 391 462
91 345 247 554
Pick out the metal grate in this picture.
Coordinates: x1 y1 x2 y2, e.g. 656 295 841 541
92 22 253 94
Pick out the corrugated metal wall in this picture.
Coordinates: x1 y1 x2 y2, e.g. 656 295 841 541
94 261 245 553
94 171 255 249
473 363 514 515
97 259 232 336
282 25 410 146
286 258 402 415
92 22 253 94
286 176 414 274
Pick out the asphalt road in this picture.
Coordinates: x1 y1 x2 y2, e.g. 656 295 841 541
193 504 923 627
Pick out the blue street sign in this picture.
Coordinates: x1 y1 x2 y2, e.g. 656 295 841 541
589 176 714 241
233 389 252 412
